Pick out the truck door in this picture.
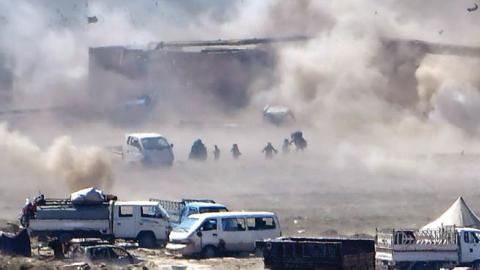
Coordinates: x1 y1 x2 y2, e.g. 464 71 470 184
460 230 480 263
137 205 169 241
125 137 143 163
113 205 137 239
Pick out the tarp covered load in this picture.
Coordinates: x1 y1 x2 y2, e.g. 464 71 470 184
0 229 31 257
70 187 105 205
422 196 480 230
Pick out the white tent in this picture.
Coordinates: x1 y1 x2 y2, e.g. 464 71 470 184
422 196 480 230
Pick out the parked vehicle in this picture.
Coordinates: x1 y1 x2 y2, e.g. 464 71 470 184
376 226 480 270
150 198 228 225
256 237 375 270
117 133 174 166
72 244 138 265
27 198 170 248
166 212 281 258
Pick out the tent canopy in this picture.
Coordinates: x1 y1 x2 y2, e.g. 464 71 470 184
422 196 480 230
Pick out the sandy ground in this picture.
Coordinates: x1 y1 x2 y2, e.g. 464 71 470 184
1 117 480 268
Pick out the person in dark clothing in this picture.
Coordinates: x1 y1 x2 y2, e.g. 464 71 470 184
189 139 207 161
282 138 290 154
231 144 241 159
213 145 220 160
291 131 307 151
262 142 278 159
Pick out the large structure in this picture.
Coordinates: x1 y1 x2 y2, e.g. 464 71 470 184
88 40 279 116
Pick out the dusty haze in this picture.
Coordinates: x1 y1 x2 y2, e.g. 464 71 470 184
0 0 480 235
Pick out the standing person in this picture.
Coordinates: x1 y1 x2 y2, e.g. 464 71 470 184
291 131 307 151
231 144 241 159
282 138 290 155
213 145 220 160
189 139 207 161
262 142 278 159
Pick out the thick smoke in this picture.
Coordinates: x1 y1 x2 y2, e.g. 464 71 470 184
0 123 113 192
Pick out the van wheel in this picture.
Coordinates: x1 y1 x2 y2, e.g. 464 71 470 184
137 232 157 248
474 261 480 270
202 245 217 258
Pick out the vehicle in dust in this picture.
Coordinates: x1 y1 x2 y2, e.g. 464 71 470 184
376 226 480 270
263 105 295 125
77 245 138 265
122 133 174 166
166 211 281 258
150 198 228 226
27 199 170 248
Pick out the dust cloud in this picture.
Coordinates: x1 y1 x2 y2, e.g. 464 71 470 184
0 0 479 235
0 123 113 193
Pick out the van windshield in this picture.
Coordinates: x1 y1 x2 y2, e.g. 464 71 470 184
175 217 199 232
141 137 170 150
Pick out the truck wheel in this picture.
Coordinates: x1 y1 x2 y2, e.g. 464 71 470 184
137 232 157 248
202 245 217 258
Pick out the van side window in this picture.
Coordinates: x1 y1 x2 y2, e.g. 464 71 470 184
201 218 217 231
246 217 276 230
119 206 133 217
472 232 480 243
222 218 246 231
141 206 158 218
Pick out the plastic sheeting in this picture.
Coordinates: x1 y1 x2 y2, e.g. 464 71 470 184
70 187 105 205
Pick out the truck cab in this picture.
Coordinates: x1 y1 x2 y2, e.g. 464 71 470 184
179 202 228 224
123 133 174 167
113 201 170 248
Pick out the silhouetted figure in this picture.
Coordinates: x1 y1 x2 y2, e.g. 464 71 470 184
213 145 220 160
231 144 241 159
291 131 307 151
189 139 207 161
262 142 278 159
282 138 290 154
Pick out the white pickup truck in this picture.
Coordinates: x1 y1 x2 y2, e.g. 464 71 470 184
112 133 174 167
376 226 480 270
27 199 170 248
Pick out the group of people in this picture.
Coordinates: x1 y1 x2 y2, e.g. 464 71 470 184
188 131 307 161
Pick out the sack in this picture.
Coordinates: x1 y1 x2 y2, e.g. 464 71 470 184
70 187 105 205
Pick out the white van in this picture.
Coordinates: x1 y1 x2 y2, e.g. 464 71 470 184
166 212 281 257
123 133 174 166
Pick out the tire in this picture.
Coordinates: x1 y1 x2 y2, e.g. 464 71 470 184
137 232 157 248
202 245 217 259
474 260 480 270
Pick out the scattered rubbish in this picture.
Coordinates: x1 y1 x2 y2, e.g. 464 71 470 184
467 3 478 12
297 229 306 234
87 16 98 24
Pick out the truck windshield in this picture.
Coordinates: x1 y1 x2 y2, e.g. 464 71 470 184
175 217 199 232
141 137 170 150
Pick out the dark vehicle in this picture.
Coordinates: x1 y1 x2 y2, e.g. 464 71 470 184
256 237 375 270
80 245 137 265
